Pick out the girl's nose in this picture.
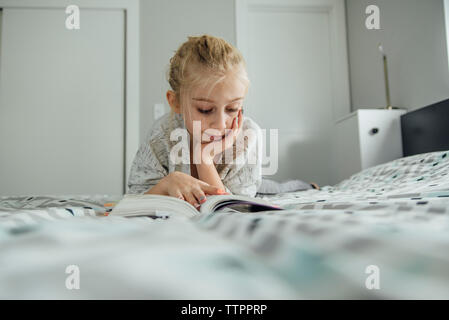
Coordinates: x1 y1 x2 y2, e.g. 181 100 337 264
212 112 228 132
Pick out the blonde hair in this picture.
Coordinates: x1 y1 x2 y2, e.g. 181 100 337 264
166 34 249 118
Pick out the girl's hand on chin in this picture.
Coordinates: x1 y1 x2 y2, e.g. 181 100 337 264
198 109 243 164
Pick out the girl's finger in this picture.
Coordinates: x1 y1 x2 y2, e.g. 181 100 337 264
238 109 243 128
231 110 242 134
192 188 207 204
231 113 242 141
199 182 227 195
234 114 239 130
184 192 200 208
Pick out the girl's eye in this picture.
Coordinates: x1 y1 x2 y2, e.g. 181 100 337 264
198 108 213 114
197 107 239 114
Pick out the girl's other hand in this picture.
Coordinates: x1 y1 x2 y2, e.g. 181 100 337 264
157 171 229 209
200 108 243 164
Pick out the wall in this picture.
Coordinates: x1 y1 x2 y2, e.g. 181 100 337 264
139 0 236 142
140 0 449 138
345 0 449 112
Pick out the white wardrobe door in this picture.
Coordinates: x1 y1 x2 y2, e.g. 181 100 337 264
0 8 125 195
244 7 350 186
245 10 333 185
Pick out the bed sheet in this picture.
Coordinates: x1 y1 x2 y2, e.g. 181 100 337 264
0 151 448 299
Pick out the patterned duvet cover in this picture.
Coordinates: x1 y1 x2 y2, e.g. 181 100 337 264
1 151 448 299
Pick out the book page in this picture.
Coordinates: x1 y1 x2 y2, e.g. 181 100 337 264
110 194 198 218
199 195 283 213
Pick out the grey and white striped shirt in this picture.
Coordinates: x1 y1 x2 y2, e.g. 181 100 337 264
127 112 263 197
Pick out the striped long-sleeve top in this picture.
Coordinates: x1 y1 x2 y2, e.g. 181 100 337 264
127 112 263 197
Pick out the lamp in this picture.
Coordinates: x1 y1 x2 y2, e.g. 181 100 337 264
378 43 399 109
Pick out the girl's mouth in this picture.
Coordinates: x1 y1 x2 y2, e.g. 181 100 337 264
202 130 232 143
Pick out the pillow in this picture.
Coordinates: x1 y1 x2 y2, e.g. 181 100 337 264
333 150 449 195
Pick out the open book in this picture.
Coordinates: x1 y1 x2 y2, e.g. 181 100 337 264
109 194 284 218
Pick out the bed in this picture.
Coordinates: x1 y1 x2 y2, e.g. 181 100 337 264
1 149 448 299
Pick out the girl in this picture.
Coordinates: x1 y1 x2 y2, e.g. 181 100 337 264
127 35 263 209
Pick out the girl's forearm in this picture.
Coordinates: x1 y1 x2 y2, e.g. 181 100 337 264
196 162 226 191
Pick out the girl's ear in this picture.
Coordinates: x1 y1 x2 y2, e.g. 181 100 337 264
166 90 182 114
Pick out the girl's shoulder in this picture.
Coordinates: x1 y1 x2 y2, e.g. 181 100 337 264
241 115 262 133
145 112 184 141
140 113 184 168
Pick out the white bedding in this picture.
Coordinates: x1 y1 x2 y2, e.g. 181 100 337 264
1 151 448 299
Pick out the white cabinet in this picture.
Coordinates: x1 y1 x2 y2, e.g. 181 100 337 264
332 109 406 184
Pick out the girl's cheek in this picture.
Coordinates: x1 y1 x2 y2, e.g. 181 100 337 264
190 117 205 127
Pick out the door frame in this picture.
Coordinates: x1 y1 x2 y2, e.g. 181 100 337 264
0 0 139 194
234 0 351 121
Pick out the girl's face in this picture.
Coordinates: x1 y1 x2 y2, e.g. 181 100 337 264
169 71 247 144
